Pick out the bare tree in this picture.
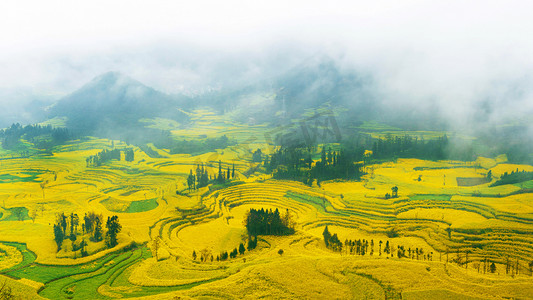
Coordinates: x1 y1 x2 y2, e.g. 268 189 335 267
153 237 161 261
39 181 48 199
30 209 37 223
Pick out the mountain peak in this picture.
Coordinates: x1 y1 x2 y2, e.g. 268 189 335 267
50 72 189 133
84 71 144 90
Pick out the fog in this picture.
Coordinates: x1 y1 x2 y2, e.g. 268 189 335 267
2 0 533 133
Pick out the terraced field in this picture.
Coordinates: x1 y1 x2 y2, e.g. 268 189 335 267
0 117 532 299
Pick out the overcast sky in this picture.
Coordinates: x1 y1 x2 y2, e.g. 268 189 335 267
1 0 533 128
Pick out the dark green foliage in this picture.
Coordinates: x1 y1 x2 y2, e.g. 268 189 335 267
372 134 449 160
219 251 229 261
124 148 135 162
84 211 103 237
490 262 497 273
238 243 245 255
323 225 331 247
244 208 295 236
247 236 258 251
0 123 71 151
268 144 364 184
187 164 213 191
86 149 121 167
278 249 284 256
252 149 262 162
168 135 233 155
93 216 103 242
490 169 533 187
229 248 238 259
105 215 122 248
53 223 64 252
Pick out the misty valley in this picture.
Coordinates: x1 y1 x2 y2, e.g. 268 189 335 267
0 64 532 299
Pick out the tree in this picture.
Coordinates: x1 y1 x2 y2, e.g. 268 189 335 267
70 213 79 236
153 237 161 261
239 243 246 255
384 241 390 255
247 236 257 251
105 215 122 248
93 217 103 242
59 213 67 235
200 248 211 262
278 249 284 256
53 223 64 252
192 250 197 261
490 262 497 273
187 170 195 192
323 225 331 247
30 210 37 223
391 186 398 198
252 149 262 163
40 181 47 199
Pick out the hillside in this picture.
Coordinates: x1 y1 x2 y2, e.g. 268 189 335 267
49 72 190 137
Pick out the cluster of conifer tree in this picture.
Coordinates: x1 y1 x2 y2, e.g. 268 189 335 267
186 161 236 191
53 211 121 257
0 123 70 150
264 144 364 185
244 208 294 236
86 148 134 167
147 130 233 155
490 169 533 187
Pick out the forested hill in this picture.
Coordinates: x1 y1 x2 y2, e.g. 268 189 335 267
49 72 190 136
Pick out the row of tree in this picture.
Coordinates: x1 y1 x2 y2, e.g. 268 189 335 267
371 134 450 160
0 123 71 150
322 226 533 275
186 161 237 191
192 236 258 263
490 169 533 187
86 148 134 167
323 226 436 260
244 208 295 236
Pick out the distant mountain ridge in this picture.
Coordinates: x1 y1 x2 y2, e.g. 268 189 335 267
49 71 190 135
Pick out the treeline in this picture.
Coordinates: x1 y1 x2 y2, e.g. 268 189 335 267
372 134 449 160
86 148 134 167
490 169 533 187
244 208 295 236
192 236 258 263
169 135 233 155
322 226 433 260
264 144 364 185
186 161 236 191
53 211 122 257
0 123 71 150
145 130 234 155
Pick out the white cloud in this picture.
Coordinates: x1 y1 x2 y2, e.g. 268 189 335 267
1 0 533 130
